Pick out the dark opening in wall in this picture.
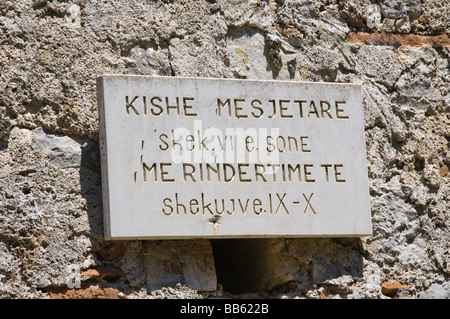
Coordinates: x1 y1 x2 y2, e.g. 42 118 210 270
210 239 272 294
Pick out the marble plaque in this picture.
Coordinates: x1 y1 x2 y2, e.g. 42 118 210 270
97 75 372 239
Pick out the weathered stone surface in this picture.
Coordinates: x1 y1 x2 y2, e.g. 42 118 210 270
47 284 123 299
212 238 301 293
95 243 125 261
0 0 449 299
381 279 410 297
143 240 216 292
379 0 422 20
414 0 450 33
80 266 124 281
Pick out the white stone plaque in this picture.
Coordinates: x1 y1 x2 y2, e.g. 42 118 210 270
97 75 372 239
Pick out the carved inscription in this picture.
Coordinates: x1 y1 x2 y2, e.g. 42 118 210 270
125 96 350 218
98 76 372 238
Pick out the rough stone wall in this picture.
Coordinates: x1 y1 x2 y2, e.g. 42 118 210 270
0 0 448 299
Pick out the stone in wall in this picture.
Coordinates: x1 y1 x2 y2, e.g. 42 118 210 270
143 240 217 292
